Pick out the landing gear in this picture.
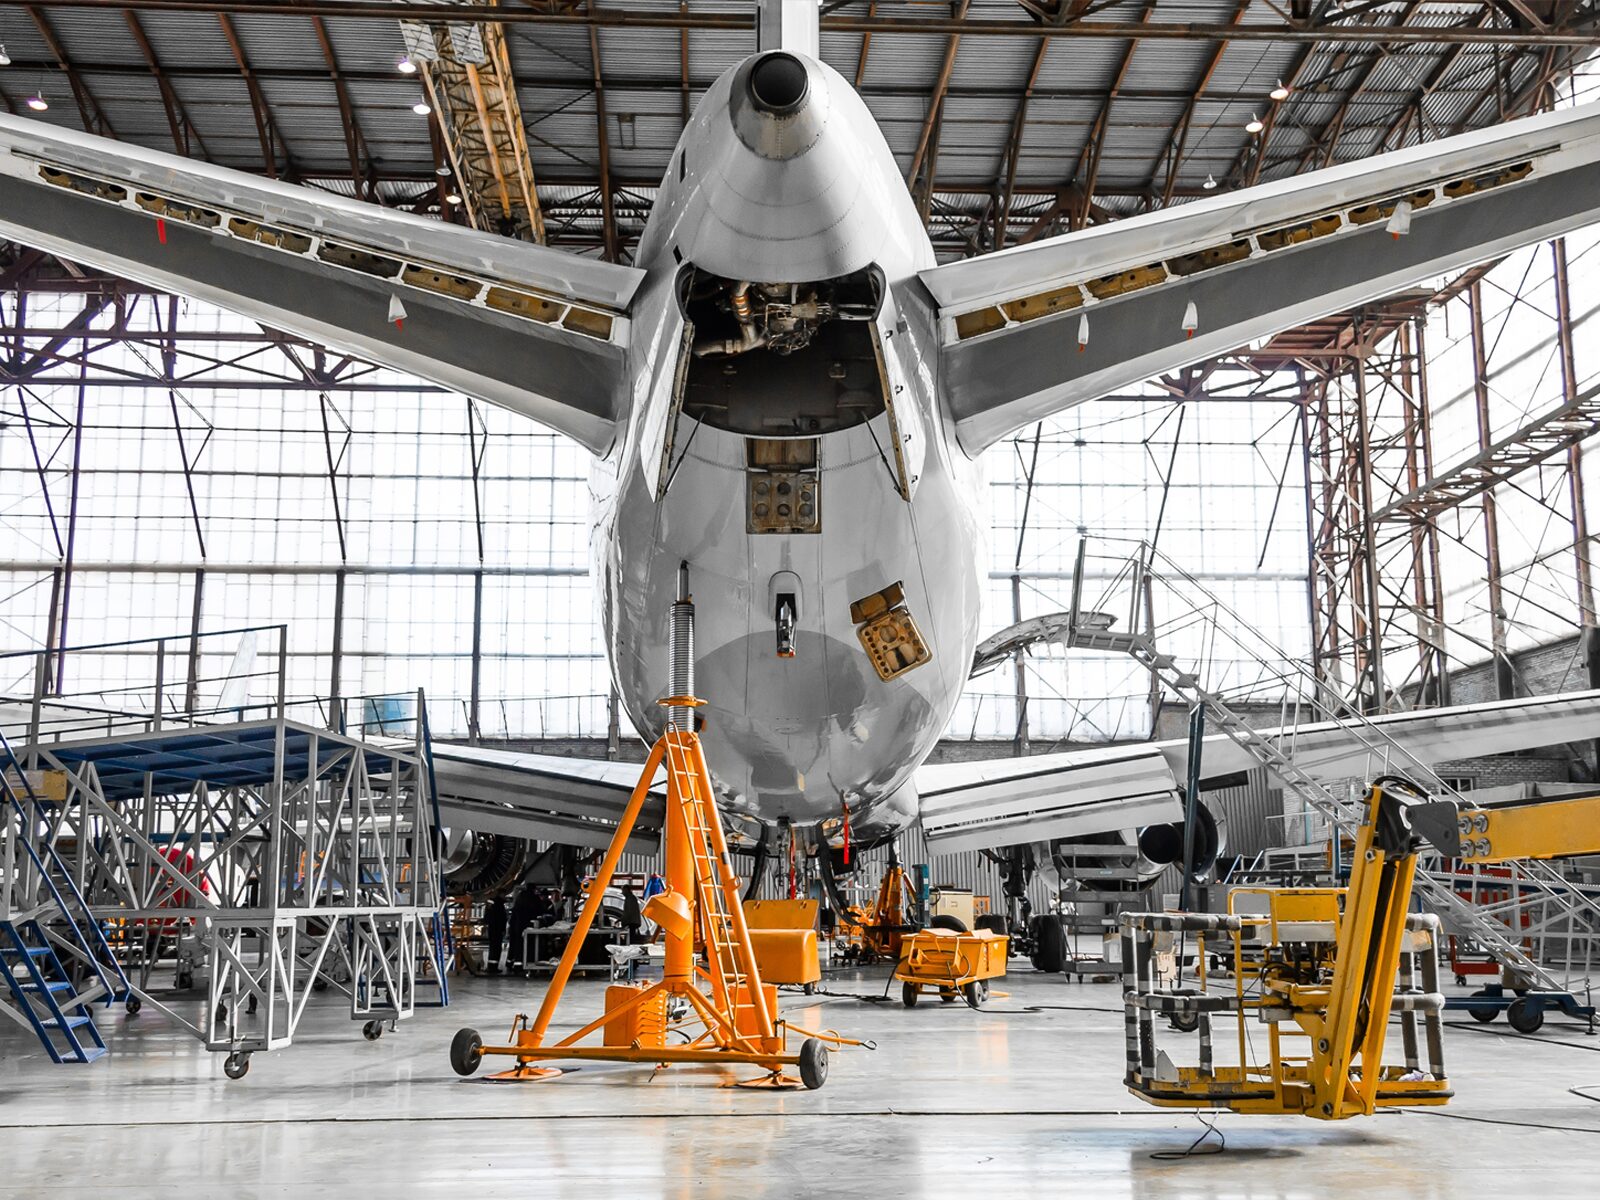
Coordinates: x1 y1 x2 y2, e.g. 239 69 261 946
1030 914 1067 974
797 1038 828 1090
450 1027 484 1077
223 1051 251 1079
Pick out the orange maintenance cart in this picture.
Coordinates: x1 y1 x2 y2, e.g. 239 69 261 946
895 927 1007 1008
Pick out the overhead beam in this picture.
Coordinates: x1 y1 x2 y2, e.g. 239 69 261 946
218 12 294 180
25 5 115 135
588 0 619 262
310 15 376 201
21 2 1600 45
907 0 971 199
124 9 209 157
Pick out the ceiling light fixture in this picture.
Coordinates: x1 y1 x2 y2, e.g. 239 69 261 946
0 44 12 67
1270 80 1290 102
412 100 432 116
397 56 418 75
435 164 452 177
445 191 462 205
1203 173 1218 190
26 94 48 112
1245 113 1265 134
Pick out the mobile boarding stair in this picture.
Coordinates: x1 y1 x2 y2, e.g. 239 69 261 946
2 730 129 1062
1068 538 1600 1030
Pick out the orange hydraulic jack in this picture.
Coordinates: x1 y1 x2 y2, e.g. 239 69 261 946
448 569 833 1090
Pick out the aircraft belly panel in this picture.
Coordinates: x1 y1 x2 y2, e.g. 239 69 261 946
606 407 978 828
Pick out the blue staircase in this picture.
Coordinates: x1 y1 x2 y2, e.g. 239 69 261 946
1 730 129 1062
0 919 108 1062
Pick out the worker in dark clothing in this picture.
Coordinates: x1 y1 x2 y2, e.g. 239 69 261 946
507 885 545 973
484 896 507 976
620 884 643 938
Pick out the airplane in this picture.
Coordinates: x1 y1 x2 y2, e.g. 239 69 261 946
5 1 1600 908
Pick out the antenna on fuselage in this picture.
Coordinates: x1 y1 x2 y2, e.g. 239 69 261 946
755 0 820 58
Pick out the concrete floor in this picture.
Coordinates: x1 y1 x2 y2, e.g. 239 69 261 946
3 968 1600 1197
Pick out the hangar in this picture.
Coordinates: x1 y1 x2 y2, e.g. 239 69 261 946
3 1 1600 1192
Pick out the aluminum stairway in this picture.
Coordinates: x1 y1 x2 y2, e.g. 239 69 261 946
1068 539 1600 993
1 730 129 1061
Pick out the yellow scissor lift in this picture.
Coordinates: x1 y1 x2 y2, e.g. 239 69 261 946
1123 777 1600 1120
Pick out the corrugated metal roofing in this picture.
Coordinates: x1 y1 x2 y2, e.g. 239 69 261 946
0 0 1585 258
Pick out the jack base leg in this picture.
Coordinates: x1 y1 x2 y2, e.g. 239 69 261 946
485 1064 570 1083
727 1071 805 1090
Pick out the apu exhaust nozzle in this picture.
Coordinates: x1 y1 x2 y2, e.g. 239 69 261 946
748 52 809 115
730 51 828 161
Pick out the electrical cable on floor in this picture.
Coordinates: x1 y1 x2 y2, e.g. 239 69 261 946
1408 1109 1600 1134
1148 1111 1226 1160
1443 1021 1600 1052
1022 1004 1125 1014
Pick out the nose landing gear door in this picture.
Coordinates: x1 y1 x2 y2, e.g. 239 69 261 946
869 303 924 502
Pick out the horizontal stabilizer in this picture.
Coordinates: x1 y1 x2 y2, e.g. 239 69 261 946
917 744 1183 853
923 102 1600 452
917 690 1600 853
431 745 663 853
0 113 644 453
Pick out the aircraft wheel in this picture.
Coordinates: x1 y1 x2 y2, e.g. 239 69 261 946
798 1038 829 1090
450 1027 484 1076
929 914 967 933
975 914 1007 937
1032 915 1067 974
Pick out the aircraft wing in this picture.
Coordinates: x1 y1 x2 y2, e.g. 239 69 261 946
916 690 1600 853
0 114 644 454
430 744 665 854
919 102 1600 454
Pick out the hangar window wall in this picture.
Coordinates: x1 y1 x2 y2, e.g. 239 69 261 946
6 49 1600 745
0 284 1311 744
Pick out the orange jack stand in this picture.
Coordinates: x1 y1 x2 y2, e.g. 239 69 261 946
448 710 833 1091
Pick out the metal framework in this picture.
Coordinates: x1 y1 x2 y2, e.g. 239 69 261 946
1 628 448 1073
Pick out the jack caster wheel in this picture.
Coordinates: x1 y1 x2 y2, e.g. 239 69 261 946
450 1027 484 1077
798 1038 828 1090
1469 987 1499 1022
901 983 919 1008
1507 996 1545 1034
1455 974 1468 988
363 1020 384 1041
125 996 142 1016
223 1052 250 1080
1168 989 1200 1033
